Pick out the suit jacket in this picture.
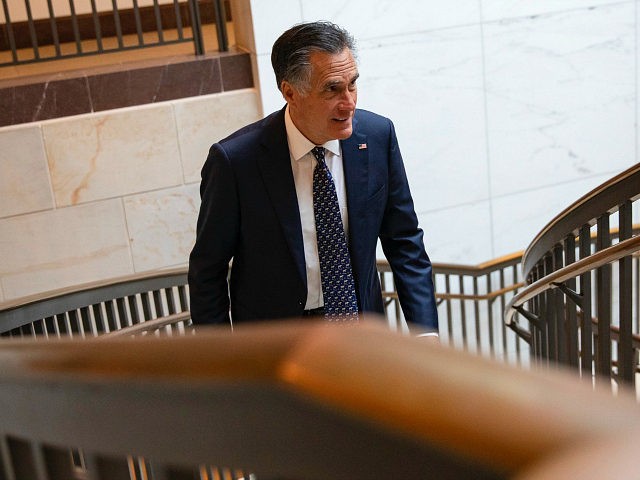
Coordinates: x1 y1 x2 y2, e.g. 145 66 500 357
188 107 438 330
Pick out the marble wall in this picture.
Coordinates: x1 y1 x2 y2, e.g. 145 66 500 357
0 89 260 301
3 1 639 302
232 0 640 264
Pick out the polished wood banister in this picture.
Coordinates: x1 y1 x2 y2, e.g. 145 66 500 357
522 163 640 279
0 321 638 478
505 235 640 328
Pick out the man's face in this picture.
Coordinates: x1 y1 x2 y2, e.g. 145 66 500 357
283 48 359 145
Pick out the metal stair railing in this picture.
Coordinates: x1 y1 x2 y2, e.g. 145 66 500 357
504 163 640 391
0 267 191 339
1 322 640 480
0 0 228 68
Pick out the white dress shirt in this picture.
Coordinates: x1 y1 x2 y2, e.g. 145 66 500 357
284 106 349 310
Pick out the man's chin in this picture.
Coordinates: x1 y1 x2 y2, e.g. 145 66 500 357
334 123 353 139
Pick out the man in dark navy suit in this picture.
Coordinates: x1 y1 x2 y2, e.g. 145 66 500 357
188 21 438 337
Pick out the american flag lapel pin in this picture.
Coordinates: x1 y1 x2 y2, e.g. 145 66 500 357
358 143 367 150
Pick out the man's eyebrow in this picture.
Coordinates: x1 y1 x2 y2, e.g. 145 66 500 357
323 73 360 89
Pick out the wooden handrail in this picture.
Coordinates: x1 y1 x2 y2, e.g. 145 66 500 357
522 163 640 278
377 251 523 277
100 311 192 338
505 235 640 328
0 267 187 312
0 321 639 478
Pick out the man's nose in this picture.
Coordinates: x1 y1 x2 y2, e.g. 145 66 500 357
340 90 356 109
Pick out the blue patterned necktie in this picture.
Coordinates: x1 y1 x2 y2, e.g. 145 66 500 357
311 146 359 320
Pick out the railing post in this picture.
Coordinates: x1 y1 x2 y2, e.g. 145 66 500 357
579 224 593 380
595 214 612 383
188 0 205 55
1 0 19 62
564 234 579 367
552 244 568 365
213 0 229 52
618 201 634 385
544 254 556 364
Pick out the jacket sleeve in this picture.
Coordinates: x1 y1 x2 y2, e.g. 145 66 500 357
378 120 438 332
188 144 238 325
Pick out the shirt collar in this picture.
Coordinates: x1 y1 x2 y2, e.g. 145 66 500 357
285 105 341 161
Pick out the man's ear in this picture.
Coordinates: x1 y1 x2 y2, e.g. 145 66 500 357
281 81 296 104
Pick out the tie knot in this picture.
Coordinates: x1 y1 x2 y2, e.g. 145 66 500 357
311 146 325 163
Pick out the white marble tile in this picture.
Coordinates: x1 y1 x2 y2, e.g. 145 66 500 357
484 4 636 198
491 173 613 258
123 184 200 272
357 25 489 213
43 105 183 207
301 0 481 40
0 124 54 218
417 200 494 265
174 90 261 183
481 0 630 22
249 0 303 54
0 199 133 300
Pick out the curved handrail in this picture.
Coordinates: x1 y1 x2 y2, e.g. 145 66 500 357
0 267 189 336
0 322 639 479
377 251 523 277
505 235 640 328
100 311 192 338
522 164 640 279
0 267 187 312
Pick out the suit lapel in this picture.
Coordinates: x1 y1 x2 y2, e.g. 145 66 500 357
341 117 369 250
256 109 307 287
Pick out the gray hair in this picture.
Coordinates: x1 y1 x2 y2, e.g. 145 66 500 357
271 21 357 94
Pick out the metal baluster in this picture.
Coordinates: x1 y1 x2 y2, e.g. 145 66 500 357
178 285 189 313
89 0 103 51
444 274 453 345
1 0 19 62
473 276 480 354
212 0 227 52
23 0 40 59
458 275 467 350
68 0 83 53
91 303 107 333
564 234 579 367
552 244 567 365
533 263 545 364
579 224 593 380
540 255 554 365
486 272 495 358
152 0 164 42
153 289 165 318
132 0 144 46
111 0 124 48
595 214 612 383
141 292 153 320
512 263 522 364
165 287 177 315
173 0 184 39
45 0 61 56
617 200 633 385
187 0 203 55
105 299 120 332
